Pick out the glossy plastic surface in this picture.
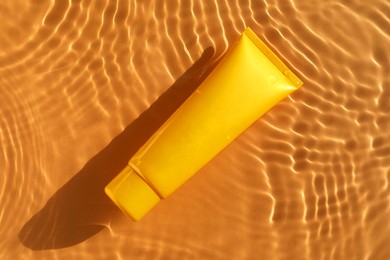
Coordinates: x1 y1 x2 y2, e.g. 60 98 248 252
105 27 302 221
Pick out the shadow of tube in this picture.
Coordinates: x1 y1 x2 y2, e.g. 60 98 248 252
19 47 216 250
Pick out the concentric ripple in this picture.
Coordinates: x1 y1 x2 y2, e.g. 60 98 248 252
1 0 390 259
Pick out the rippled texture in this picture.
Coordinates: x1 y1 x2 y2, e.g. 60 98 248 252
1 0 390 259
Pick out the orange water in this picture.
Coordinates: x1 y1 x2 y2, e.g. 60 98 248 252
1 0 390 259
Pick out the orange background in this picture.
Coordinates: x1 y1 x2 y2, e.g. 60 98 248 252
1 0 389 259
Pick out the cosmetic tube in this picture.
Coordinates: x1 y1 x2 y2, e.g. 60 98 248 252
105 27 302 221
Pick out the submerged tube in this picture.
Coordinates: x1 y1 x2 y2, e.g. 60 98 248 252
105 27 302 221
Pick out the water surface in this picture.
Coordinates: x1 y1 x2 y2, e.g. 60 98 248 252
1 0 389 259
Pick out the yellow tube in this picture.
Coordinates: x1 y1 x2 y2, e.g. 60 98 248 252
105 27 302 221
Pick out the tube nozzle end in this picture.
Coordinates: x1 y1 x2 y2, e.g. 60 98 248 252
105 166 160 221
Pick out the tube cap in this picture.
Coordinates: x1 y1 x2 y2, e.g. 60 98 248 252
105 166 160 221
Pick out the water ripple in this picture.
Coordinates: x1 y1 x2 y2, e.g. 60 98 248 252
1 0 390 259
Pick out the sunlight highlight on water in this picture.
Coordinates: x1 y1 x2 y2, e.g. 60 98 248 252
1 0 389 259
